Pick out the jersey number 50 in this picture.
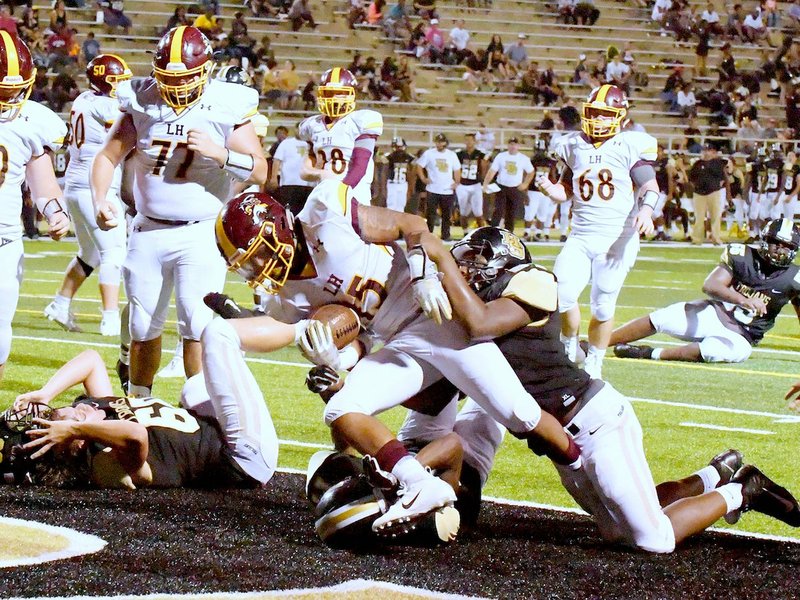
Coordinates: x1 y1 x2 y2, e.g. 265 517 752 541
578 168 615 202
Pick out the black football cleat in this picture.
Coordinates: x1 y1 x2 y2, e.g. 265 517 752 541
710 449 743 487
116 359 130 395
726 465 800 527
613 343 654 360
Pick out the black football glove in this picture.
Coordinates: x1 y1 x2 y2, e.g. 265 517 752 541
305 365 341 396
203 292 257 319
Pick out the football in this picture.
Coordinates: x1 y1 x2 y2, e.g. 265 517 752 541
310 304 361 349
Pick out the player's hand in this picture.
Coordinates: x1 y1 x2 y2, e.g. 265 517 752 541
203 292 255 319
187 129 227 166
305 365 343 397
96 200 119 230
298 320 340 369
13 390 52 411
535 173 553 193
786 381 800 411
634 208 655 236
413 276 453 325
24 418 76 459
46 210 70 240
739 296 768 316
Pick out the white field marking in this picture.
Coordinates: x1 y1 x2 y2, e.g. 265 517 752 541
614 303 797 322
18 293 176 310
277 438 331 449
6 579 492 600
679 422 775 435
631 396 799 423
23 278 64 284
0 516 106 568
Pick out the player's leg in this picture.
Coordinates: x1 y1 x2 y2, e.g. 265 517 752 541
558 200 571 241
553 235 592 361
656 449 743 507
609 314 657 345
523 191 537 239
470 185 485 228
691 191 708 244
173 220 227 378
89 190 127 335
0 238 23 385
456 185 471 230
200 318 278 484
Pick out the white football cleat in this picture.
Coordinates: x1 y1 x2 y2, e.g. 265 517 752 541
43 301 81 333
99 311 121 337
157 354 185 379
372 475 456 535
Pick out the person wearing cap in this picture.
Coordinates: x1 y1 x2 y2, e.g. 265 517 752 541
483 137 534 235
416 133 460 240
270 123 315 215
688 143 729 245
424 18 446 63
506 34 528 76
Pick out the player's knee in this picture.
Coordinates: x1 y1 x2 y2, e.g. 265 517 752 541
591 293 618 322
128 299 162 341
632 521 676 554
323 392 371 426
75 255 96 277
506 395 542 436
201 316 240 349
699 337 751 363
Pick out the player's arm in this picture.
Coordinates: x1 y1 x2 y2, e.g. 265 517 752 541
632 161 658 236
702 264 766 315
187 121 268 186
92 112 137 230
26 153 69 240
452 162 461 189
342 133 378 188
14 350 114 409
214 315 311 354
519 166 535 191
415 160 429 186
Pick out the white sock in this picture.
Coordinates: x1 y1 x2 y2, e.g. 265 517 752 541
587 345 606 361
561 333 578 362
102 309 118 320
715 482 744 513
53 293 71 309
174 338 184 359
693 465 721 493
651 348 663 360
391 455 429 485
128 383 151 398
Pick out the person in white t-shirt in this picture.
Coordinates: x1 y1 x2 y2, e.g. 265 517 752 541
700 2 723 35
483 137 534 235
271 124 315 214
742 8 766 43
475 122 495 156
448 18 470 62
416 133 461 240
605 55 630 95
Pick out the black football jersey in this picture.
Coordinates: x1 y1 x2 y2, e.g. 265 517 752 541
784 163 800 194
747 158 765 192
764 158 784 193
718 244 800 343
529 154 558 190
73 396 255 489
655 156 669 191
385 150 415 184
456 148 485 185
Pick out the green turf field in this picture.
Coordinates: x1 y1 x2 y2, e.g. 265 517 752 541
3 239 799 539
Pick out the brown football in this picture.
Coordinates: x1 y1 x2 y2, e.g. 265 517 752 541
310 304 361 349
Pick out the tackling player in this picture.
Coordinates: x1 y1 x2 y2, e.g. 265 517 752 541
299 67 383 205
612 218 800 363
0 31 70 386
213 181 581 535
43 54 132 337
91 26 267 397
536 84 659 379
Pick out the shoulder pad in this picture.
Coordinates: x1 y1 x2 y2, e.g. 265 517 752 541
623 131 658 161
721 243 746 266
26 101 67 151
352 109 383 136
501 265 557 312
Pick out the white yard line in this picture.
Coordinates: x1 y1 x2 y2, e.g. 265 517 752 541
679 422 775 435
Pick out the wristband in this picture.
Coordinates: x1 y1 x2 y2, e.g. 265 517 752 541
39 198 66 221
293 319 310 344
641 189 660 210
224 150 255 182
407 244 432 282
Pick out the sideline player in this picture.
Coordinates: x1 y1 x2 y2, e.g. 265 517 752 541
213 181 581 534
0 31 70 386
91 26 267 397
524 137 558 241
536 84 659 379
612 218 800 363
744 145 768 241
410 226 800 551
455 132 486 233
299 67 383 205
384 137 415 212
44 54 131 337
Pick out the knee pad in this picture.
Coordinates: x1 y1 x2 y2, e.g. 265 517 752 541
506 395 542 436
75 256 96 277
200 316 240 349
127 297 164 342
98 247 125 286
0 321 11 364
323 391 371 427
591 288 622 323
699 336 751 363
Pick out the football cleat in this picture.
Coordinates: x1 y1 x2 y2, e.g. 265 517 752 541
726 465 800 527
613 343 654 360
362 455 399 494
157 353 185 379
43 301 81 333
709 449 743 488
372 475 457 536
115 359 129 395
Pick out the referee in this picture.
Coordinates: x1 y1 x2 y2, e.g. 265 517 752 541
483 136 534 235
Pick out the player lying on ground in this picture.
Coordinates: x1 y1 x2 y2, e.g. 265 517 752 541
407 226 800 552
611 218 800 363
212 182 581 535
0 332 289 488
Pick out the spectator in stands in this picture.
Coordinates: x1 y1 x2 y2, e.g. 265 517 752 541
301 72 316 109
605 53 630 94
475 121 495 155
663 1 693 43
254 35 277 71
424 18 445 63
462 46 491 90
538 61 563 105
367 0 385 24
717 42 736 85
407 21 425 52
0 4 17 35
348 0 367 28
262 59 300 109
518 60 540 99
574 0 599 26
789 0 800 30
19 2 38 43
287 0 316 31
761 0 780 29
164 6 190 34
30 66 48 103
506 33 528 76
448 18 469 63
47 70 79 111
488 47 510 83
230 11 253 47
736 116 762 153
573 53 590 86
99 0 132 35
700 2 723 36
248 0 277 17
381 55 412 101
726 3 745 41
652 0 671 34
383 0 411 39
558 0 576 25
486 33 503 56
413 0 436 20
684 116 703 153
49 0 68 32
677 82 697 117
660 64 683 112
46 24 76 72
396 55 416 100
81 31 100 65
194 7 223 39
695 28 710 76
762 116 779 139
786 84 800 131
742 7 766 44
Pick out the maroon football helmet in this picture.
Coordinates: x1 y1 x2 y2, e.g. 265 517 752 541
0 31 35 121
581 84 628 141
317 67 357 119
152 26 212 110
87 54 131 97
215 192 297 291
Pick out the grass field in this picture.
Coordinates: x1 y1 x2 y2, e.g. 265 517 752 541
3 238 800 541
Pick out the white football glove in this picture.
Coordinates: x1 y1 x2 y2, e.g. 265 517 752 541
298 320 340 370
407 245 452 325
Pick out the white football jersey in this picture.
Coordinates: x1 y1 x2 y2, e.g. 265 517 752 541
266 179 417 341
552 130 657 234
299 109 383 199
65 90 122 192
0 101 66 235
117 78 259 221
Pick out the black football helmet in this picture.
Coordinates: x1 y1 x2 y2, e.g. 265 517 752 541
758 218 800 267
0 403 53 485
305 450 364 505
451 227 532 291
214 65 253 87
314 474 383 547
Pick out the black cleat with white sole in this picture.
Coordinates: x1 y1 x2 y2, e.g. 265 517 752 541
710 449 744 487
613 343 654 360
726 465 800 527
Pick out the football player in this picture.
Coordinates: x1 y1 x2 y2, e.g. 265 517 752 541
409 225 800 551
4 329 288 488
384 136 415 213
0 31 70 386
744 145 768 241
91 26 268 397
612 218 800 363
780 150 799 223
43 54 132 337
299 67 383 205
524 137 558 241
213 181 581 534
536 84 660 379
455 133 486 233
763 143 785 222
